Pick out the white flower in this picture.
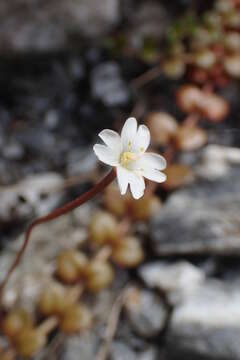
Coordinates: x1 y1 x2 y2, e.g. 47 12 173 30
93 117 167 199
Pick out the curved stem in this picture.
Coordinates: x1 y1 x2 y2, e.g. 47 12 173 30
0 169 116 300
131 64 163 89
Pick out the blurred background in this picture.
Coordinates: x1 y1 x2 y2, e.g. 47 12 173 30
0 0 240 359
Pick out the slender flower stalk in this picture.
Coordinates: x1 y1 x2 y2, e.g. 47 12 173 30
0 169 116 300
0 116 167 302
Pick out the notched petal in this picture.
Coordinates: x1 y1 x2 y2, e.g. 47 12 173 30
121 117 137 151
129 173 145 199
141 153 167 170
116 166 130 195
142 169 167 183
133 124 150 153
99 129 121 153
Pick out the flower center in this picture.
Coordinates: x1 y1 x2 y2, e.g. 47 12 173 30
120 151 138 168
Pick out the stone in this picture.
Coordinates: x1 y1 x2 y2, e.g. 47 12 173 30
167 279 240 360
61 333 98 360
15 127 56 155
0 172 64 223
66 147 98 177
110 343 161 360
138 261 204 305
110 342 137 360
128 2 169 46
0 0 119 52
138 348 159 360
44 109 60 130
91 62 129 107
124 287 167 338
68 58 85 80
2 141 25 160
196 145 240 180
0 209 87 309
150 164 240 256
72 203 98 228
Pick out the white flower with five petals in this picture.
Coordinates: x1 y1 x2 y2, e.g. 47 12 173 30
93 117 167 199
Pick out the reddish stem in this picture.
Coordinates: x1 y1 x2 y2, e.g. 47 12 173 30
0 169 116 300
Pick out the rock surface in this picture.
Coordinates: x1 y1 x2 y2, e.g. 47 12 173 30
139 261 204 305
110 342 159 360
91 62 130 107
167 279 240 360
0 208 88 309
61 333 98 360
150 161 240 256
0 172 64 223
111 342 137 360
195 145 240 180
124 287 167 337
127 1 169 48
66 147 98 177
0 0 119 52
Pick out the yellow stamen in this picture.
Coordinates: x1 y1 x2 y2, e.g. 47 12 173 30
120 151 138 167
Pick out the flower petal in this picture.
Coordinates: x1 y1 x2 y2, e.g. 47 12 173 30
121 117 137 151
116 166 130 195
135 152 167 171
129 172 145 199
142 169 166 183
133 124 150 153
93 144 119 166
99 129 122 154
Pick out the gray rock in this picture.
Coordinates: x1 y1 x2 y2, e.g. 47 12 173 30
150 165 240 256
127 2 169 49
0 172 64 223
89 269 129 324
0 0 119 52
111 342 137 360
91 62 129 107
68 58 85 80
2 141 25 160
138 347 159 360
44 109 60 130
66 147 98 177
0 209 87 308
195 145 240 180
139 261 204 305
124 287 167 338
16 127 56 154
61 333 98 360
0 132 5 150
167 279 240 360
110 343 159 360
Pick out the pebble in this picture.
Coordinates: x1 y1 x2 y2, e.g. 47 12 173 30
139 261 204 305
124 287 167 338
0 172 64 223
167 279 240 359
66 147 98 177
62 333 97 360
2 141 25 160
91 62 130 107
151 162 240 256
111 342 137 360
